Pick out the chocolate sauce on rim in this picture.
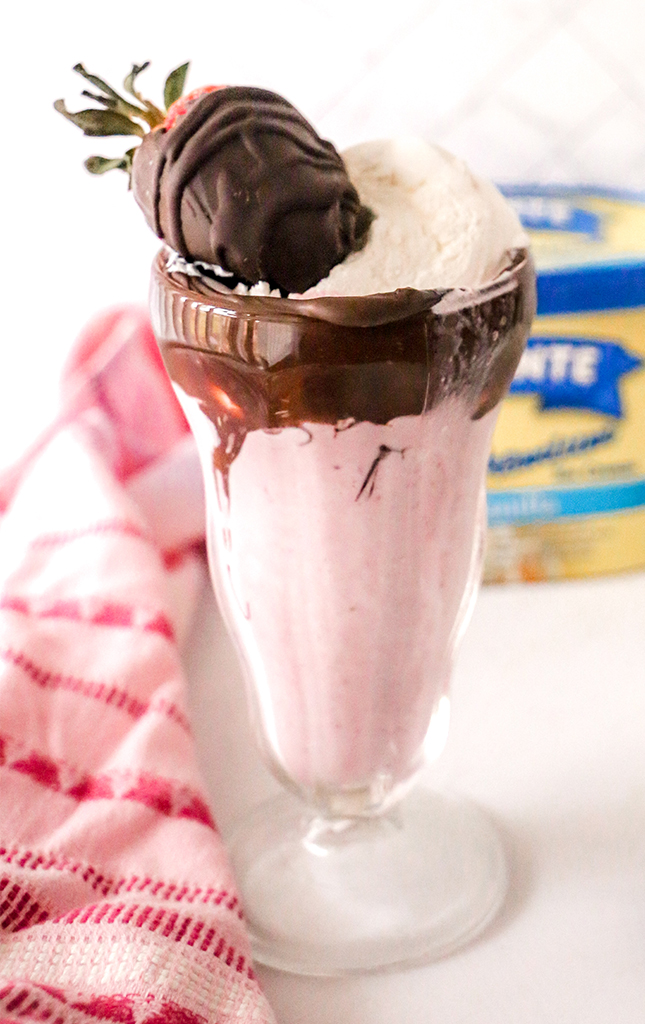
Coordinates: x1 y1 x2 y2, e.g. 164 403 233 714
151 249 535 490
132 87 373 295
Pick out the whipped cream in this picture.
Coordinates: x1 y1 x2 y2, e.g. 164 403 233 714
300 138 527 298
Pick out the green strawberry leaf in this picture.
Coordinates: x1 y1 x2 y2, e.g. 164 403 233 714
54 99 145 137
123 62 165 126
123 61 150 100
74 62 157 123
85 154 129 174
82 87 146 120
73 63 121 101
85 147 137 184
81 90 112 107
164 62 190 110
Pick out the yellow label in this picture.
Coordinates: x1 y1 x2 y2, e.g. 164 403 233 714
485 189 645 582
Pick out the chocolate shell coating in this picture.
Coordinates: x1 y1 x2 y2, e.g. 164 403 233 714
152 248 536 429
131 87 373 295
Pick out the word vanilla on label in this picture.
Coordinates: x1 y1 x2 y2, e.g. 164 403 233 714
485 187 645 582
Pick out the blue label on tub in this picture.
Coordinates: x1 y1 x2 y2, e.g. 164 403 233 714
536 261 645 314
487 478 645 526
509 336 642 417
499 186 645 313
509 195 602 239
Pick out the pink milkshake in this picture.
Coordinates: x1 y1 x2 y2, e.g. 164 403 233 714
188 403 491 795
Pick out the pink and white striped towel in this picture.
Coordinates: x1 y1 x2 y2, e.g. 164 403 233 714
0 308 275 1024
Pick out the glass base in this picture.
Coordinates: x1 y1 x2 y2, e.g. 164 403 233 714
228 786 507 976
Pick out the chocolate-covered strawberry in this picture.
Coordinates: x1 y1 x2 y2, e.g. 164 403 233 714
56 63 373 295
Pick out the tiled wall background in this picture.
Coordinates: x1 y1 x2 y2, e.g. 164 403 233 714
1 0 644 468
310 0 645 190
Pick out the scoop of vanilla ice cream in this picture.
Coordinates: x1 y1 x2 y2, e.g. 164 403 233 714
298 138 527 297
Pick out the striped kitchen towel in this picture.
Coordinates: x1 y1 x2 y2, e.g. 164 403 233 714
0 307 275 1024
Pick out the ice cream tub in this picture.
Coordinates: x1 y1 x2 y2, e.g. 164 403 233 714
484 186 645 582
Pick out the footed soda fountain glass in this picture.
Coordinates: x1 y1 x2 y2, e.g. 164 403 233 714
150 248 535 975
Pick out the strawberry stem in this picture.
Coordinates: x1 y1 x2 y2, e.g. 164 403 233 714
123 62 165 127
56 60 192 181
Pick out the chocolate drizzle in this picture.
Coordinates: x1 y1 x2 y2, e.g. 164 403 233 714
152 249 536 488
356 445 406 501
132 87 374 294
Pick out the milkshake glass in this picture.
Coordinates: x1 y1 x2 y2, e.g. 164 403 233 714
150 247 535 975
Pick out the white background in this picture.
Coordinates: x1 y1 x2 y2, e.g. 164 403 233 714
2 3 645 1022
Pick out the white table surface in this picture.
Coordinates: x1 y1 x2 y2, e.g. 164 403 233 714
184 570 645 1024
